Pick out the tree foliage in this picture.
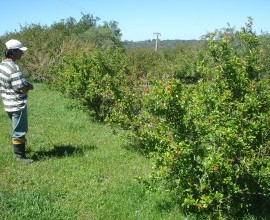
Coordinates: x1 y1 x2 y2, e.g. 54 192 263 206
0 14 122 82
134 18 270 219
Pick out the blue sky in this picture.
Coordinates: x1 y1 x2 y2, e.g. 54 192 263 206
1 0 269 41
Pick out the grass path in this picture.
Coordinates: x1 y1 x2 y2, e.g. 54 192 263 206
0 84 183 220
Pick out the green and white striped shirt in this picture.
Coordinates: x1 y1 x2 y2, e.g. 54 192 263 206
0 60 28 112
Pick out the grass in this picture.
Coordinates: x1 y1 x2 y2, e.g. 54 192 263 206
0 84 184 220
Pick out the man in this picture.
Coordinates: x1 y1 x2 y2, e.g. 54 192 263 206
0 39 34 163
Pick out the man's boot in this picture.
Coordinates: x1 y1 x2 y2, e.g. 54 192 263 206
13 139 34 163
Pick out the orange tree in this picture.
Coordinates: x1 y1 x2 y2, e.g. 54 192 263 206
134 19 270 219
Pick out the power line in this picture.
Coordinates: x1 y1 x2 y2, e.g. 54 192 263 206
57 0 84 13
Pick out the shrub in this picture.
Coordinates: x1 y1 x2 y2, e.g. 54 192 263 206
49 46 142 127
136 19 270 218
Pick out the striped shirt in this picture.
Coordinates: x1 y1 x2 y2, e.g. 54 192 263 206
0 60 29 112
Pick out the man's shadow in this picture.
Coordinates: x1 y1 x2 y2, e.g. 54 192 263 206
31 144 96 161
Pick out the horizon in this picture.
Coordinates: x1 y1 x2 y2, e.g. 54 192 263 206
0 0 269 41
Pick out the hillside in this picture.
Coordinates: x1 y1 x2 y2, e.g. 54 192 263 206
123 39 200 50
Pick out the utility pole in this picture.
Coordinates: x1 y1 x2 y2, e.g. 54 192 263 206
153 33 161 51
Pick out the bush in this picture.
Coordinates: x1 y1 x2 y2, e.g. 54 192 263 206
49 46 142 127
0 14 117 82
135 19 270 219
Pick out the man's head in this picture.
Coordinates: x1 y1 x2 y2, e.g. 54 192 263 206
4 39 27 60
5 39 27 51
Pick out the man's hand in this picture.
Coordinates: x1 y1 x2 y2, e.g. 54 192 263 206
18 83 34 94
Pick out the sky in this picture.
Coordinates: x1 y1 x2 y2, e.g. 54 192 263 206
0 0 269 41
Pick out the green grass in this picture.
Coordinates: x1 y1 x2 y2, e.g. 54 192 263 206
0 84 184 220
